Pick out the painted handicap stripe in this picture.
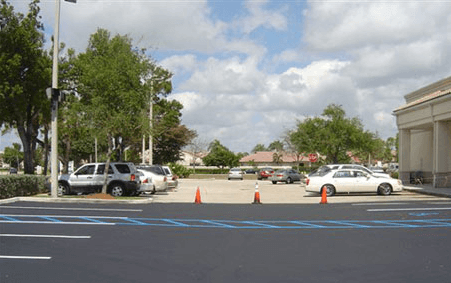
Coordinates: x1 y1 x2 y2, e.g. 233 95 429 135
2 215 451 229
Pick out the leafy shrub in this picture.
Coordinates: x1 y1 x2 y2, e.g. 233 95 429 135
192 168 229 174
168 163 193 178
0 175 47 199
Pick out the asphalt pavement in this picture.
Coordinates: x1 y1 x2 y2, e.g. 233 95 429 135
1 201 451 282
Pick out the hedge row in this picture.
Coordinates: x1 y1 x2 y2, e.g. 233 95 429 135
190 168 230 174
0 175 48 199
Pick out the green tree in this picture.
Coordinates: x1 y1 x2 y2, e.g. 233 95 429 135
152 98 197 164
268 140 284 151
75 29 163 193
290 104 375 164
386 134 399 162
251 143 267 153
0 0 51 174
272 152 283 164
203 140 239 169
3 143 24 168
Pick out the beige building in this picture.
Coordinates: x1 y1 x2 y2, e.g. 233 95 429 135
393 76 451 188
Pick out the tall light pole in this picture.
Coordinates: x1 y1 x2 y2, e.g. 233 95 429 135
148 81 153 165
50 0 76 198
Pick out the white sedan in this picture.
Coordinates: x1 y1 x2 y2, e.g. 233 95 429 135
306 169 403 196
137 168 168 193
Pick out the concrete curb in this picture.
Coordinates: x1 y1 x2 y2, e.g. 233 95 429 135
403 186 451 199
0 196 154 205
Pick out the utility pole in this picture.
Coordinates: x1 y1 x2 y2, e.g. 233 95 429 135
148 81 153 165
50 0 76 198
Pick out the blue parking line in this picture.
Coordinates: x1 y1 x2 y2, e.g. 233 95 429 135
40 216 63 223
200 220 237 228
2 215 451 230
373 220 420 228
0 216 19 222
244 221 280 229
78 217 109 224
162 219 191 227
289 221 326 228
325 220 372 228
414 219 451 227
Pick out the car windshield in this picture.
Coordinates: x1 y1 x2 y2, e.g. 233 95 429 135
139 167 165 175
310 166 331 177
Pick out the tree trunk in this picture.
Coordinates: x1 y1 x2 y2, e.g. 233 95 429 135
17 125 35 174
101 134 114 194
43 129 49 176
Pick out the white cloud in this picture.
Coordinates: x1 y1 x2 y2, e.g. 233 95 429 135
180 56 264 94
237 0 288 34
40 0 230 53
160 55 197 74
10 0 451 153
304 1 449 51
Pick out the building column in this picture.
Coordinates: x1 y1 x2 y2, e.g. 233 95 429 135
399 129 411 184
434 121 451 187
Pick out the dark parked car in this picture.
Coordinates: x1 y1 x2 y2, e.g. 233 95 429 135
9 167 18 174
244 168 258 174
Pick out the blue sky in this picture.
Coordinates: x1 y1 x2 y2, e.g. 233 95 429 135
4 0 451 153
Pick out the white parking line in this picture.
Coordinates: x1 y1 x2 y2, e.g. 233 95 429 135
0 206 142 212
0 255 51 260
368 207 451 212
0 234 91 239
352 203 410 206
1 214 127 218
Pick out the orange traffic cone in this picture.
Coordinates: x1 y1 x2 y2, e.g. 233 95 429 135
252 182 262 204
320 186 327 204
194 187 202 204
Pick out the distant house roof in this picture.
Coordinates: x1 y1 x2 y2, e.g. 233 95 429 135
240 151 308 163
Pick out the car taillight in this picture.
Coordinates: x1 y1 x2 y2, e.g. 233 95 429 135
143 178 148 184
131 174 136 181
277 174 283 177
172 176 177 180
306 178 310 185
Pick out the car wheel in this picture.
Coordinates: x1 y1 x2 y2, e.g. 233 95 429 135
109 183 125 197
58 182 70 196
323 184 335 196
272 181 277 184
378 183 392 195
151 186 156 195
286 177 292 184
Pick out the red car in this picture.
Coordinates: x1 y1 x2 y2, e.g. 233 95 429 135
257 167 274 180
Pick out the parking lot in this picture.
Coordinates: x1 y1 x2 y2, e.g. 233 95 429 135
151 178 447 204
1 177 451 283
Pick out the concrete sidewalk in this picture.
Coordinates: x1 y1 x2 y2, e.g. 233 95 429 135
1 180 450 205
403 184 451 198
